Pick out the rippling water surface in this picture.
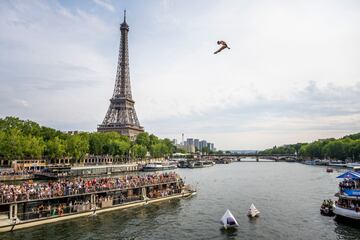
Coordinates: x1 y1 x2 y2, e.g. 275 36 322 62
3 161 360 240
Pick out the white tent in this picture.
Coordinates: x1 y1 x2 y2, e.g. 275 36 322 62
247 203 260 217
220 209 239 229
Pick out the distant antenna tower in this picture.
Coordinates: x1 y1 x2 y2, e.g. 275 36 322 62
182 133 184 145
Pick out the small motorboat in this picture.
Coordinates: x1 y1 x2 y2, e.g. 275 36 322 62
247 203 260 218
220 209 239 229
320 199 335 216
326 168 333 173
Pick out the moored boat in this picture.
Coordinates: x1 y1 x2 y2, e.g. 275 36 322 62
177 160 189 168
328 160 347 167
346 162 360 169
188 160 215 168
142 162 177 172
0 172 195 233
220 209 239 229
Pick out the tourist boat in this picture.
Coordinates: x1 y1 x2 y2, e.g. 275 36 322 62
142 162 177 172
247 203 260 218
304 159 326 165
0 173 196 233
346 162 360 169
328 160 347 167
220 209 239 229
333 171 360 221
188 160 215 168
304 160 317 165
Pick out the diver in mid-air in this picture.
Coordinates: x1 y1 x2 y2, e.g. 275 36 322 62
214 40 230 54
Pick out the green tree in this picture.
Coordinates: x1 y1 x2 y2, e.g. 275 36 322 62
150 143 168 158
65 134 89 163
130 144 147 159
135 132 151 150
149 134 159 146
22 135 45 159
323 141 346 160
45 137 66 160
304 141 324 158
0 129 24 160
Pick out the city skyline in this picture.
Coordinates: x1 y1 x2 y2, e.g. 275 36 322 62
1 0 360 150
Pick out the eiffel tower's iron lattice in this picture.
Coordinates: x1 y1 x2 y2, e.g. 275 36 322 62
98 11 144 138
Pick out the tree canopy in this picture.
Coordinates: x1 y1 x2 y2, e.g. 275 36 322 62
0 117 177 162
261 134 360 161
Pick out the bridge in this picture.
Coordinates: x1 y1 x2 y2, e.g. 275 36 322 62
201 154 298 162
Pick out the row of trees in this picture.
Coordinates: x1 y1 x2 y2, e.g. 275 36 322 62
0 117 178 162
261 133 360 161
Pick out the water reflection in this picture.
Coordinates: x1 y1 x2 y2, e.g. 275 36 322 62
220 227 238 238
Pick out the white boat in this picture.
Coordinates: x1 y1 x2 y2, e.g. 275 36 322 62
328 160 347 167
346 162 360 169
333 171 360 221
220 209 239 229
247 203 260 217
333 204 360 220
188 160 215 168
142 162 177 172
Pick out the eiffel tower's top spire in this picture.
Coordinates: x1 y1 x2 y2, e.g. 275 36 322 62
121 10 129 30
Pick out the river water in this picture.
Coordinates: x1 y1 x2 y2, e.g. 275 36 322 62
2 161 360 240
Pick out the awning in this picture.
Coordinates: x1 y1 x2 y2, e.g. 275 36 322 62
337 171 360 179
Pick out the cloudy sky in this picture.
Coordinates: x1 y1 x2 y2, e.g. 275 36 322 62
1 0 360 150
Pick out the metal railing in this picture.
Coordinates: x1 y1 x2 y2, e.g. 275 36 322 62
0 189 184 223
0 179 182 204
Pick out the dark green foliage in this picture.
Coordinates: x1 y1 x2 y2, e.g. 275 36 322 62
261 135 360 161
0 116 176 162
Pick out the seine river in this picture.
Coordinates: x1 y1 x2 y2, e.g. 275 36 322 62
2 161 360 240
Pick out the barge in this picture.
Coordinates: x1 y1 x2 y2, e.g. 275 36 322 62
0 173 196 232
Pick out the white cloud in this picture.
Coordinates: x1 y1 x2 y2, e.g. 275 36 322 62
1 0 360 149
92 0 115 12
0 1 114 129
14 99 30 108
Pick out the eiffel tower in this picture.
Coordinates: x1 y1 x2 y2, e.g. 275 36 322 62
98 11 144 139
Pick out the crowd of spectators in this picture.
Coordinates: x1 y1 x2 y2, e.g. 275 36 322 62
339 179 360 193
336 198 360 211
0 170 38 176
0 172 181 204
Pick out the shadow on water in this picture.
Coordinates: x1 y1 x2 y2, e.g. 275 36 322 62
334 217 360 240
220 227 238 237
248 216 260 224
334 216 360 229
